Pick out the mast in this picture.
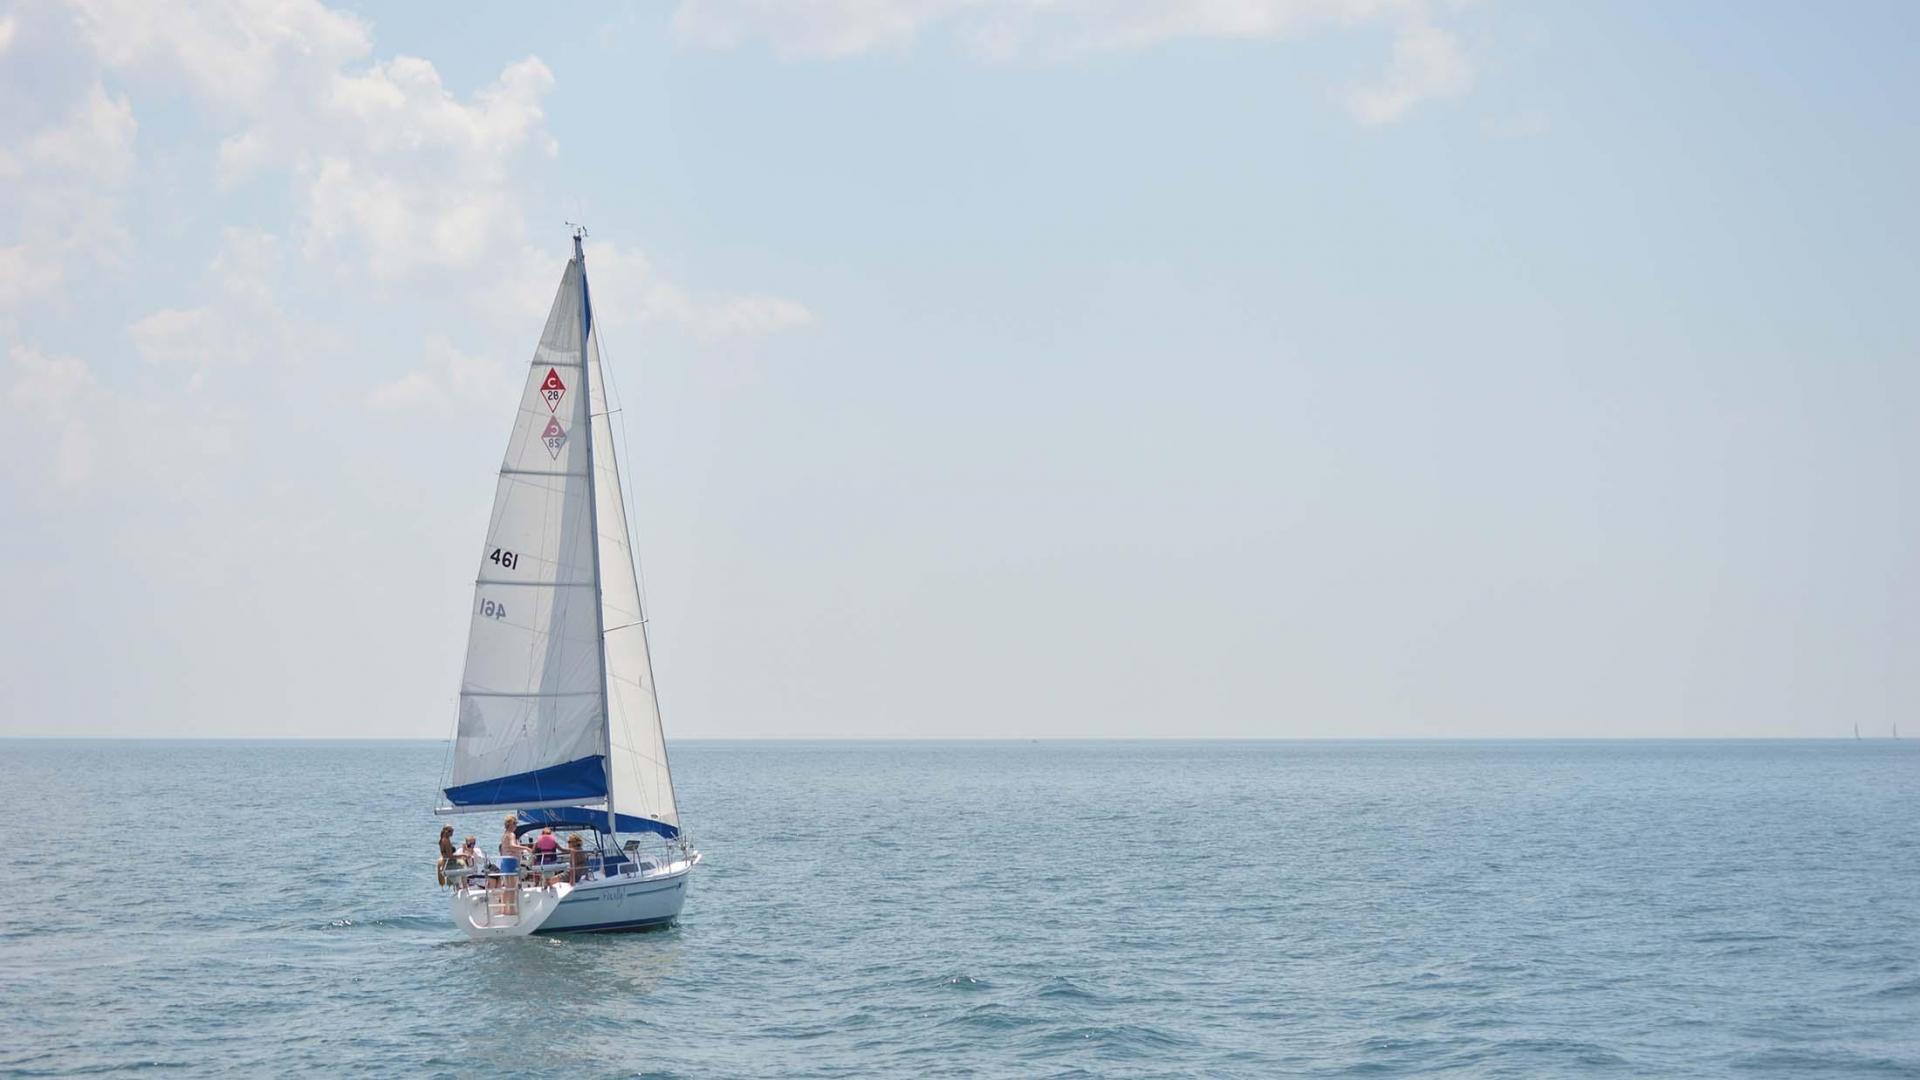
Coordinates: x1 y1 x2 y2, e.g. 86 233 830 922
574 226 618 833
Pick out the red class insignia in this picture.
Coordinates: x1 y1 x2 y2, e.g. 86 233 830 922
540 368 567 412
541 417 568 458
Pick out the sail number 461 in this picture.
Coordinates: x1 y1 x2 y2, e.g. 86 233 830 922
479 599 508 620
489 547 520 570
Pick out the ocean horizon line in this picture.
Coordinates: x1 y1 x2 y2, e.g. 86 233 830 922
0 734 1904 743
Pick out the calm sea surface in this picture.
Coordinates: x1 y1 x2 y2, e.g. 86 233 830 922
1 740 1915 1077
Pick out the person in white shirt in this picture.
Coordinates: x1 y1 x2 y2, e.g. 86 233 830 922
452 836 486 883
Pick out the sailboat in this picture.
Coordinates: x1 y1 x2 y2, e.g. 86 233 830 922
436 229 698 937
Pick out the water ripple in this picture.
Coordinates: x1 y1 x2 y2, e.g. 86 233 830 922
2 739 1917 1077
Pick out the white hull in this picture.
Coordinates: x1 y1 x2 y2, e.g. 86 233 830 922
451 855 697 937
452 880 573 938
537 859 694 933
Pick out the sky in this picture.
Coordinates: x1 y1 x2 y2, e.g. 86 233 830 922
0 0 1915 740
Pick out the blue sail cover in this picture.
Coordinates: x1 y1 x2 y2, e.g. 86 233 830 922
442 755 607 807
516 806 680 839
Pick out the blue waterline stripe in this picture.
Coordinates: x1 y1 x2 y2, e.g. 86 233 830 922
537 915 676 934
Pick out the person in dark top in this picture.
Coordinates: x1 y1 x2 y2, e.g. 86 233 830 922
436 824 457 885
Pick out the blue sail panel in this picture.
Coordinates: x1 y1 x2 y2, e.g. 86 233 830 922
443 755 608 807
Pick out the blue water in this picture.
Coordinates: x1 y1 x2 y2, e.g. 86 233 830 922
1 740 1915 1077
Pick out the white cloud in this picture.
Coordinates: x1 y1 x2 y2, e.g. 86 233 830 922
128 228 301 383
0 248 31 316
0 80 137 181
1 343 233 493
0 80 137 313
675 0 958 58
479 241 817 344
368 335 515 416
297 55 558 280
31 0 808 341
588 244 817 341
129 307 222 369
67 0 554 283
1344 20 1472 125
387 239 816 420
211 226 283 305
67 0 371 112
364 368 443 414
8 0 811 484
672 0 1474 122
2 344 99 488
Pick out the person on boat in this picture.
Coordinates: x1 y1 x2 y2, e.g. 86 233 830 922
500 816 527 861
436 824 457 886
564 834 588 883
532 826 562 863
457 836 485 881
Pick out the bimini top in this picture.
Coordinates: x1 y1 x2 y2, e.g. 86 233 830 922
515 806 679 840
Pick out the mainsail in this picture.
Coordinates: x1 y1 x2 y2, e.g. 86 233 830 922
441 237 680 838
